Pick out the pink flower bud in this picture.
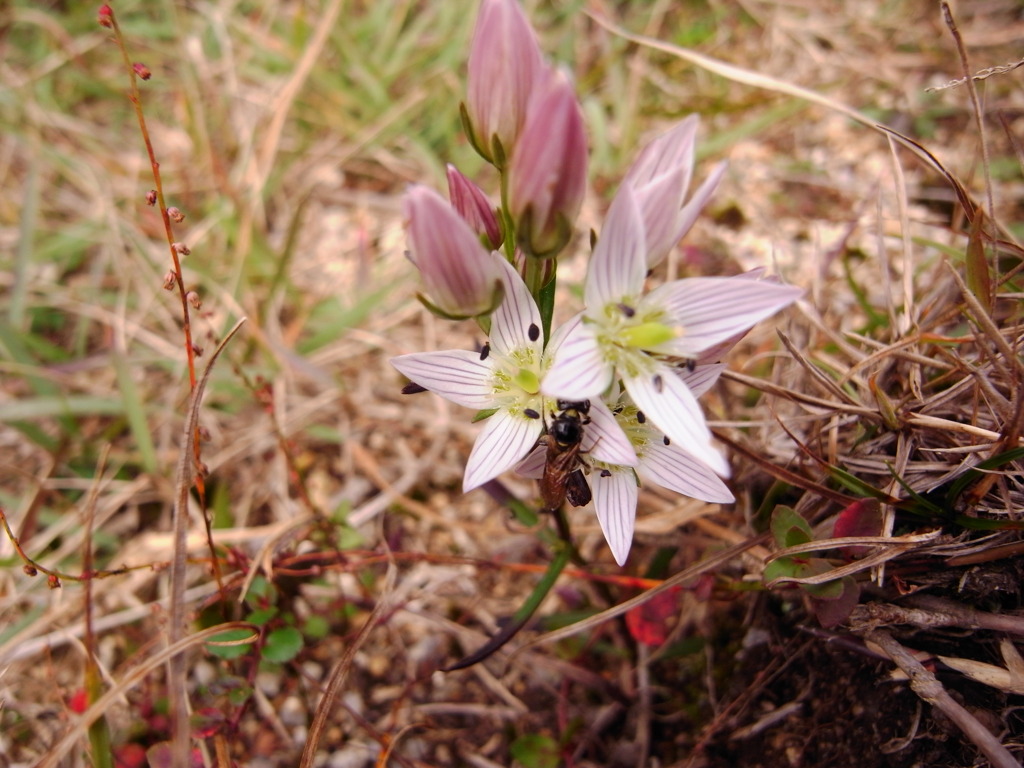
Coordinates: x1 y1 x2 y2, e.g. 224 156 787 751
466 0 546 166
404 185 505 318
619 116 726 269
162 270 176 291
167 206 185 223
173 242 190 256
145 190 157 206
187 290 201 309
446 164 502 250
98 5 113 28
133 62 152 80
507 69 587 258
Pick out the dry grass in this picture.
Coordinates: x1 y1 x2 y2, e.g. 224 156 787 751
2 1 1024 766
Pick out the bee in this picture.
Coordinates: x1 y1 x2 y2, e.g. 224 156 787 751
540 400 593 512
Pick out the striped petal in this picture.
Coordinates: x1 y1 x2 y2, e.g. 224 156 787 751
646 277 803 358
583 399 638 467
463 409 544 491
591 468 639 566
391 350 495 409
640 442 734 503
584 185 647 309
489 255 542 357
623 364 729 477
541 320 613 400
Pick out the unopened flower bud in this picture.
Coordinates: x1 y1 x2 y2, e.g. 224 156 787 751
23 564 37 577
192 343 204 357
173 242 191 256
167 206 185 223
197 426 211 441
98 5 113 27
145 189 157 206
446 165 502 250
47 574 61 589
163 270 176 291
404 185 504 319
507 68 587 258
133 62 152 81
465 0 546 166
186 290 201 309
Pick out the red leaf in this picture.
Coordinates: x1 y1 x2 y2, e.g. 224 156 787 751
625 588 681 647
832 499 882 559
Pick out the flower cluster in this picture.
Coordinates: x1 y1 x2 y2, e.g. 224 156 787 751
392 0 802 565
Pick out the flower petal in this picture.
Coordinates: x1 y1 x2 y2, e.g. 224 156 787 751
583 399 638 467
646 277 803 358
541 320 613 400
391 350 495 409
633 166 688 269
668 160 727 250
678 363 725 399
591 468 639 566
640 442 734 503
623 115 698 189
623 364 729 477
489 256 542 357
464 409 544 491
584 185 647 309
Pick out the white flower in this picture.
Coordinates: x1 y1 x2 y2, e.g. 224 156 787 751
542 186 803 476
392 258 635 493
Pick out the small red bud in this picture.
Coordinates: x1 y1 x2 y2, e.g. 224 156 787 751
23 564 37 577
186 291 201 309
167 206 185 223
173 242 191 256
47 574 61 589
192 343 204 357
163 271 176 291
145 190 157 206
98 5 113 27
133 62 152 80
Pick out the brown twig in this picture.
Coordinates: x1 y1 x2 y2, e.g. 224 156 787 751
864 629 1019 768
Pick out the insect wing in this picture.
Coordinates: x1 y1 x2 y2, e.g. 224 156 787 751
565 468 592 507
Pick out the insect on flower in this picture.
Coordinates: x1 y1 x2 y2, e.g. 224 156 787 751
540 399 593 512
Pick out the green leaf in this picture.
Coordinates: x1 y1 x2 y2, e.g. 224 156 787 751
510 733 560 768
763 556 799 584
245 607 279 626
303 614 329 640
769 506 812 548
262 627 303 663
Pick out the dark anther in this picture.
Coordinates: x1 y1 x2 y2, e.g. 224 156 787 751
636 410 646 424
479 342 490 360
401 382 428 395
524 408 541 419
600 469 611 477
663 435 671 445
617 303 636 318
653 374 664 393
528 323 540 342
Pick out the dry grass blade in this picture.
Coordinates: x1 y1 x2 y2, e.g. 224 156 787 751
512 533 768 656
167 317 246 767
